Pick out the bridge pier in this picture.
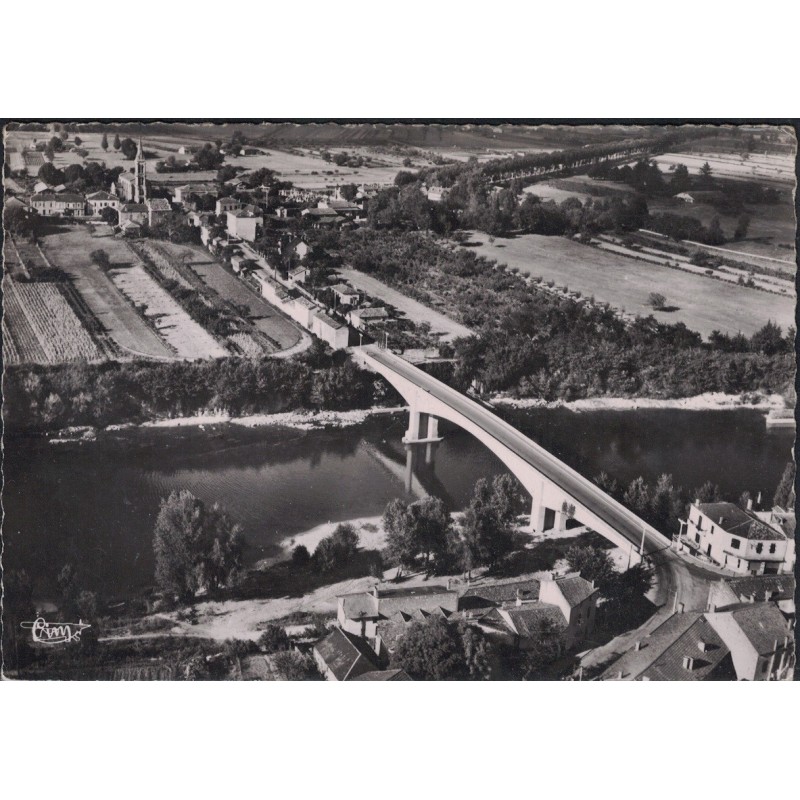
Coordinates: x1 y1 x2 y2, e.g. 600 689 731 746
403 408 443 446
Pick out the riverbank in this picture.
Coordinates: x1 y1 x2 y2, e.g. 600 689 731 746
494 391 786 413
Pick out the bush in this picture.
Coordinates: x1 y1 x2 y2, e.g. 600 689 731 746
258 624 290 653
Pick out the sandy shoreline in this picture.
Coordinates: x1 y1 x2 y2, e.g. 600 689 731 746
494 391 785 413
277 515 388 559
103 406 406 433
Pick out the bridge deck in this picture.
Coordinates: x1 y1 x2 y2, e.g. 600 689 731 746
361 346 671 556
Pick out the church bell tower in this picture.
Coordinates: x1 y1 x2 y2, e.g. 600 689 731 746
134 138 147 203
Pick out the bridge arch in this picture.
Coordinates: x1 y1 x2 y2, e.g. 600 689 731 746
355 346 669 561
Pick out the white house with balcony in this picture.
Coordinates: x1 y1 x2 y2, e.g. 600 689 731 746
684 502 790 576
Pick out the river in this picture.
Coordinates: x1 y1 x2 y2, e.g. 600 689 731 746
2 408 792 599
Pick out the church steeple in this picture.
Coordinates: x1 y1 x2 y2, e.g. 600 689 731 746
134 137 147 203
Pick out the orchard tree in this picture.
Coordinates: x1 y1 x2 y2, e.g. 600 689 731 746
113 133 121 150
153 489 244 603
734 213 751 241
101 132 109 151
565 545 615 590
258 624 290 653
647 292 667 310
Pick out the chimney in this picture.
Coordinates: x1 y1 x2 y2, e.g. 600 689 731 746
677 603 685 614
698 640 710 653
718 517 723 525
682 656 694 671
708 603 716 613
617 670 624 680
747 497 753 511
515 589 523 607
634 640 643 651
371 584 380 598
757 491 762 506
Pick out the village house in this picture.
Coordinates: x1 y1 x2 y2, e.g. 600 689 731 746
85 190 120 217
329 283 360 306
118 203 148 227
599 611 736 681
348 305 390 331
705 603 795 681
286 296 317 328
29 192 86 217
476 573 599 652
146 197 172 227
337 583 460 663
188 210 214 228
425 185 450 203
172 183 217 205
216 196 242 216
683 501 790 575
288 265 310 286
226 206 262 242
675 192 695 203
313 627 382 681
349 669 412 681
707 573 796 617
311 310 349 349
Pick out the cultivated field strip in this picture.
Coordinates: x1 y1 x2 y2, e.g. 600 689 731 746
4 280 104 363
109 264 229 359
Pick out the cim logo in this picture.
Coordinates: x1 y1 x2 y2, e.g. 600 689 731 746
20 617 91 645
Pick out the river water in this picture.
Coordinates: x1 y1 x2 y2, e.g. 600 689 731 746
2 409 792 598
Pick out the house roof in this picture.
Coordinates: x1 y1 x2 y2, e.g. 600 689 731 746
459 577 541 610
600 612 731 681
120 203 147 213
31 192 84 203
330 283 359 295
723 604 792 656
86 191 116 201
714 574 796 608
340 593 380 620
353 306 390 320
146 198 171 211
119 220 142 230
314 627 379 681
552 575 598 608
696 502 785 541
351 669 411 681
313 311 346 330
487 604 567 638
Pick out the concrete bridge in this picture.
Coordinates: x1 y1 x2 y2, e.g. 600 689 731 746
354 345 674 563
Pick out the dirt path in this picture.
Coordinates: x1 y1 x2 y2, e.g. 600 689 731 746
337 267 475 342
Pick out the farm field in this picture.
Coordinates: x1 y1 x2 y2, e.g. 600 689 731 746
645 195 796 267
336 267 475 342
38 226 177 360
2 277 104 364
652 151 795 184
461 231 795 339
523 180 593 203
153 240 302 351
109 261 228 360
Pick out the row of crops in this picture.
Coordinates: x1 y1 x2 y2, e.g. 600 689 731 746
3 278 105 364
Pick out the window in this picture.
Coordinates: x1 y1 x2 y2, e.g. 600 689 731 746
695 533 700 543
730 538 740 550
769 543 776 554
756 543 763 554
696 517 703 531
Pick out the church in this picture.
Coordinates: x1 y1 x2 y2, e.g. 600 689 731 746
116 138 148 203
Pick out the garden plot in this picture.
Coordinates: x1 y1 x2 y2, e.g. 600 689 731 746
109 264 228 359
3 278 103 364
652 151 795 183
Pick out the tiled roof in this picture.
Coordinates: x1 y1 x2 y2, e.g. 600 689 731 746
313 311 346 330
314 627 379 681
637 616 732 682
480 603 566 639
719 574 796 606
146 198 171 211
120 203 147 212
600 612 726 681
726 604 792 656
330 283 359 295
553 575 598 608
340 592 379 620
459 577 541 610
697 502 785 541
31 192 85 203
351 669 411 681
86 191 116 201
